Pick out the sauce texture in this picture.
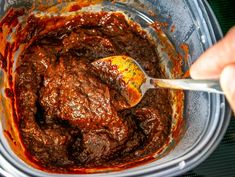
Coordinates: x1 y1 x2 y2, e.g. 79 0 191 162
0 7 174 173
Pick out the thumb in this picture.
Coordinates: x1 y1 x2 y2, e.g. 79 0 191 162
220 64 235 112
190 26 235 79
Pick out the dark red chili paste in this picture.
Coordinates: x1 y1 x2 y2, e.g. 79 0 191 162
1 8 173 173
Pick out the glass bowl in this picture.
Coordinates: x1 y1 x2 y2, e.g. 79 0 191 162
0 0 231 176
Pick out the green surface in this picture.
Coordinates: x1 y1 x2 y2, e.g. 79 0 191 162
182 0 235 176
207 0 235 34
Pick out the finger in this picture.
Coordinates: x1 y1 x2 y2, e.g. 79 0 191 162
220 64 235 112
190 26 235 79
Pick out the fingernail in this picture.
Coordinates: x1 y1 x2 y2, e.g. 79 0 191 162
189 66 201 79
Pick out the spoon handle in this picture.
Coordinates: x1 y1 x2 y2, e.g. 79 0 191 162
151 79 224 94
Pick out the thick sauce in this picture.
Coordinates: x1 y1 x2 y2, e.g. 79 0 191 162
1 9 173 173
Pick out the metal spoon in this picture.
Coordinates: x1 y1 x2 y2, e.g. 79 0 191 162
92 55 223 107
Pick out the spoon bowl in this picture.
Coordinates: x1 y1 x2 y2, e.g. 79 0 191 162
92 55 223 107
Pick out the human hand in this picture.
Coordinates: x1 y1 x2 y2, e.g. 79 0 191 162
190 26 235 112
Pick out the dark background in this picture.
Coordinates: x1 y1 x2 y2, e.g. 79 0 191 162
182 0 235 177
